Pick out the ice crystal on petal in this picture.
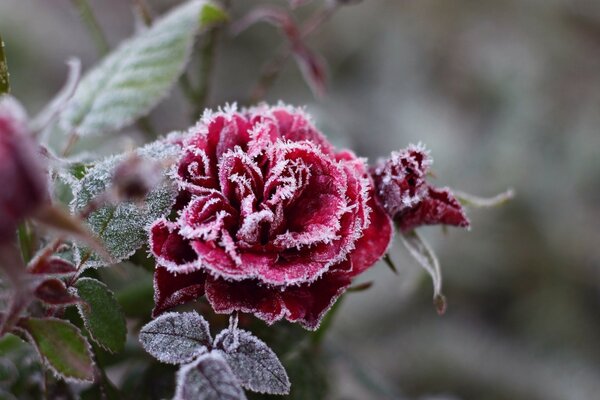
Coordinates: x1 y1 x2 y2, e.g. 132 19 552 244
175 351 247 400
139 311 212 365
149 104 393 328
214 328 291 395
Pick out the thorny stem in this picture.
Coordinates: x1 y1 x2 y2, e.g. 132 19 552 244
248 1 342 104
70 0 110 56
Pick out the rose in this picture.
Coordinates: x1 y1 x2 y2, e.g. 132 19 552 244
371 143 469 231
0 96 48 244
149 104 392 329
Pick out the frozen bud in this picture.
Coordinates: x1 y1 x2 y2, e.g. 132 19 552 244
372 144 469 231
0 95 48 243
112 154 163 202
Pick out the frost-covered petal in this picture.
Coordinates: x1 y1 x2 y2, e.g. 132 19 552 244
347 195 393 277
153 265 206 317
397 186 470 232
205 270 351 330
149 219 200 273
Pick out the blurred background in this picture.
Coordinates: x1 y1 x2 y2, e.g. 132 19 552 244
2 0 600 399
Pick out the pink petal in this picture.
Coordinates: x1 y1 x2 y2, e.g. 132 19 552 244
204 271 351 330
348 195 393 277
149 219 200 272
397 186 470 232
152 265 206 317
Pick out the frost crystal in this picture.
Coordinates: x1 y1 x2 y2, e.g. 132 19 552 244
72 140 178 268
214 328 291 395
149 104 393 329
175 351 247 400
139 311 212 365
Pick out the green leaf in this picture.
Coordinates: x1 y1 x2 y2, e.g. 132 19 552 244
60 0 219 137
75 278 127 354
71 140 178 268
20 318 95 382
0 34 9 94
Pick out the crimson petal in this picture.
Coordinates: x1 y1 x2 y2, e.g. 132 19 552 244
152 265 206 317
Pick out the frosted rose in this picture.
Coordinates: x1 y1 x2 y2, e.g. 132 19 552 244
371 144 469 232
149 104 392 329
0 96 47 243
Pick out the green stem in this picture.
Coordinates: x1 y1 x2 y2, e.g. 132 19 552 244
0 34 10 94
70 0 110 55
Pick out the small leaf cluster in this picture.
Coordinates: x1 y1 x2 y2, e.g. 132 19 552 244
140 312 291 399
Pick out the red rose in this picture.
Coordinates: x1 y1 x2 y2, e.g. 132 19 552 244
371 143 469 231
149 104 392 329
0 96 47 244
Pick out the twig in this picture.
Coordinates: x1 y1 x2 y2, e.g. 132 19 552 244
132 0 153 26
70 0 110 55
247 2 341 104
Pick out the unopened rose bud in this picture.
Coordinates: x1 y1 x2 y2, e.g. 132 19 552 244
0 95 48 243
112 154 163 203
371 143 470 231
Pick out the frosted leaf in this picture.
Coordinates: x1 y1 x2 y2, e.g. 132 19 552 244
71 140 178 269
214 328 290 395
60 0 223 137
139 311 212 365
400 230 447 315
175 351 247 400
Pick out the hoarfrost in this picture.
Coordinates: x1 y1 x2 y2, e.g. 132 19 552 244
214 328 290 395
71 140 178 269
139 311 212 365
59 0 216 137
175 351 247 400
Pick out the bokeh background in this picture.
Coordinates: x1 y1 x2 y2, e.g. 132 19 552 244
2 0 600 399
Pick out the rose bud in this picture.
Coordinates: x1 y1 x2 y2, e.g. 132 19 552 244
112 154 164 203
371 143 470 232
0 95 48 244
149 104 392 329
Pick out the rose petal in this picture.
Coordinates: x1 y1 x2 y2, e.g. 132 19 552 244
153 265 206 317
397 186 470 232
348 195 393 277
204 271 351 330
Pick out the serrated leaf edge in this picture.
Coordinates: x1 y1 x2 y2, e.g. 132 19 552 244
16 318 96 384
72 277 127 354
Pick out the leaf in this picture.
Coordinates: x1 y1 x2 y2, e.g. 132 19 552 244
0 34 9 94
214 329 290 395
453 188 515 208
400 230 447 315
19 317 95 382
59 0 223 137
74 278 127 354
139 311 212 365
71 140 178 269
175 351 247 400
34 279 81 306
